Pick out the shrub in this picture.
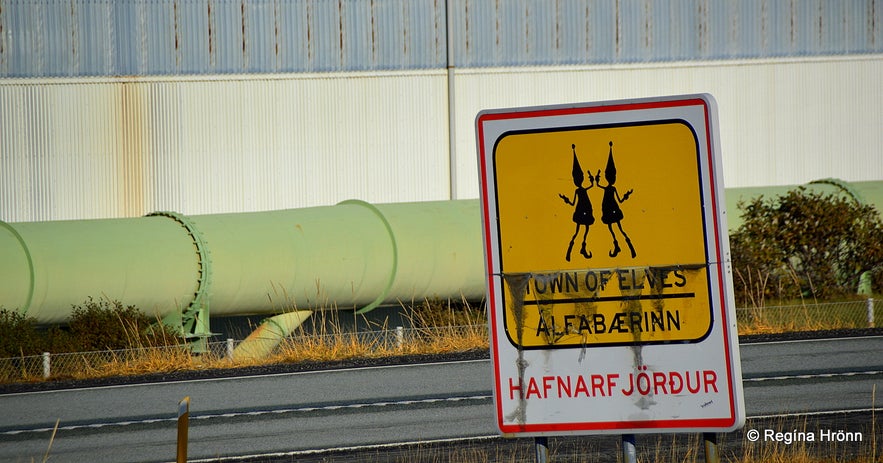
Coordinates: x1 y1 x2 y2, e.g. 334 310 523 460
0 308 44 357
54 298 178 353
730 187 883 306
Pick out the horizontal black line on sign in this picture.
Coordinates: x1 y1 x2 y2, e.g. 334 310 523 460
522 292 696 306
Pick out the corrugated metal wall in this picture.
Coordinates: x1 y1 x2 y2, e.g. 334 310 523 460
2 1 882 222
448 56 883 199
0 0 448 76
1 0 881 77
4 56 882 222
0 72 451 220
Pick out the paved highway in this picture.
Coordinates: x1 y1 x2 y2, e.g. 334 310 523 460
1 336 881 462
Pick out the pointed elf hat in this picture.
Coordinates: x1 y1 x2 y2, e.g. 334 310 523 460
571 144 584 186
604 141 616 183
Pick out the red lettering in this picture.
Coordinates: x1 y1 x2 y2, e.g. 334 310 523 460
669 372 683 394
653 372 668 395
508 377 522 400
574 375 590 397
636 373 651 395
606 374 619 396
557 376 572 398
591 374 606 397
526 377 541 399
621 373 634 396
542 376 554 398
704 370 718 393
686 370 701 393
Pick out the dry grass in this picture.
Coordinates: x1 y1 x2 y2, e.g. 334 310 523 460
2 298 879 385
272 298 489 364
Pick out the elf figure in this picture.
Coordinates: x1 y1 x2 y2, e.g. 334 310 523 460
558 144 594 262
596 141 636 258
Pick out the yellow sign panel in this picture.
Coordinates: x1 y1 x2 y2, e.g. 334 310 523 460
493 121 711 348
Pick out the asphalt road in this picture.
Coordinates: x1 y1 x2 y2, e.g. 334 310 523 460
1 336 881 463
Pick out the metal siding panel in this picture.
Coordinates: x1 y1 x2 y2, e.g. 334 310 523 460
766 0 794 56
113 1 138 74
41 0 73 76
147 82 182 211
74 0 112 76
2 60 882 221
875 0 883 51
341 0 372 70
210 0 244 73
242 0 276 72
372 0 444 70
458 0 495 67
0 85 28 219
310 0 343 71
793 0 817 55
372 0 401 69
496 0 524 66
409 0 446 68
158 72 449 215
826 0 862 54
668 1 700 61
616 0 642 62
4 0 883 77
177 0 211 74
450 57 883 199
274 0 304 72
525 0 555 65
0 3 5 75
705 0 734 59
555 0 586 65
586 0 617 63
5 0 40 77
734 0 763 59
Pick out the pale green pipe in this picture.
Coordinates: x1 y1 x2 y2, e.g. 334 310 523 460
0 200 486 329
231 310 313 361
2 180 880 328
0 217 202 323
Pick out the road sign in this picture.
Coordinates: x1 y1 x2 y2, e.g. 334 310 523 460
476 94 744 436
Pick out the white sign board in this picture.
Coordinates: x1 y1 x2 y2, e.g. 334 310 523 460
476 94 744 436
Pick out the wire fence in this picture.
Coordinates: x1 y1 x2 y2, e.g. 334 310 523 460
734 298 880 333
0 324 485 384
0 299 878 384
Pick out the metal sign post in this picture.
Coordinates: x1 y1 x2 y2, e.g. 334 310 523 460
476 95 744 453
534 436 549 463
704 432 720 463
621 434 637 463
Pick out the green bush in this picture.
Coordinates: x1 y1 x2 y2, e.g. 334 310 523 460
0 308 44 357
0 298 181 356
58 297 179 352
730 187 883 306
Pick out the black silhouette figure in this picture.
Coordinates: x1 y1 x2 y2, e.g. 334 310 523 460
558 144 594 262
596 141 637 258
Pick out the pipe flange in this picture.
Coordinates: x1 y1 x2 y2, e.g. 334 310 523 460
337 200 398 314
808 178 866 205
147 211 212 337
0 220 35 315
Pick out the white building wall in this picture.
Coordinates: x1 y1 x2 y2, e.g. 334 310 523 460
450 55 883 199
1 71 451 221
1 56 882 222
